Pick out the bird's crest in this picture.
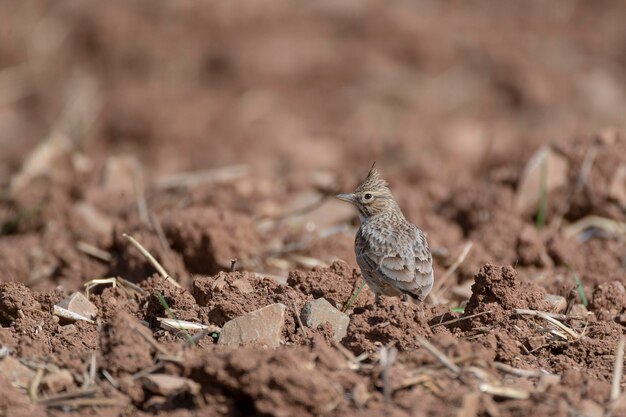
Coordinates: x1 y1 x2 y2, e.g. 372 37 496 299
355 164 389 193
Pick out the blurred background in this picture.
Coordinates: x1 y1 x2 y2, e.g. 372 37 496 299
2 0 625 182
1 0 625 295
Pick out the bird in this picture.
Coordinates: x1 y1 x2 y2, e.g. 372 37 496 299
336 165 434 304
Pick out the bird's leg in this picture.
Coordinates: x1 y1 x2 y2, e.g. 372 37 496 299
374 294 382 306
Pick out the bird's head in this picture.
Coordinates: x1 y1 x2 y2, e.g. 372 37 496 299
336 165 398 219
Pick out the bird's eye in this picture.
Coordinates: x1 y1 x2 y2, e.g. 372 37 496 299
364 193 373 200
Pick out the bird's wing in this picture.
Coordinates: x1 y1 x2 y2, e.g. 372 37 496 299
374 229 434 300
412 229 433 286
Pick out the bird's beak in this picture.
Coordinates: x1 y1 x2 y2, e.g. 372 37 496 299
335 193 356 204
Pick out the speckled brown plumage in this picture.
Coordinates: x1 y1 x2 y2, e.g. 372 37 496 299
337 166 434 303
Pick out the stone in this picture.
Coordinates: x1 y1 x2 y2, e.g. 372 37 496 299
56 292 98 321
143 374 200 397
516 147 569 215
569 303 588 315
41 370 74 394
231 278 254 294
301 298 350 342
0 356 34 389
218 303 286 348
544 294 567 313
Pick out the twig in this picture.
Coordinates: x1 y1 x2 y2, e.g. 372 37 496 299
150 213 170 255
415 336 460 374
122 233 180 288
430 242 473 298
293 302 308 338
76 241 112 263
610 336 625 402
430 310 492 329
494 362 547 378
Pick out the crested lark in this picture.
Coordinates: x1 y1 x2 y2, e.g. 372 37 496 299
336 166 434 304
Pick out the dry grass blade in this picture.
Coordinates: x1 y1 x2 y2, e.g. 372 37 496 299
122 233 181 288
133 165 150 225
379 345 398 404
430 241 473 300
156 165 249 189
610 336 625 402
101 369 120 388
88 353 96 387
562 215 626 239
150 213 171 254
479 383 530 400
76 241 112 262
131 362 165 380
157 317 220 333
430 310 492 329
494 362 547 378
513 309 581 339
45 398 121 409
129 323 170 356
36 387 98 405
416 335 460 374
28 368 44 401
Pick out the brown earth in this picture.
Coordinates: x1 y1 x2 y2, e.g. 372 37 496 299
1 1 626 417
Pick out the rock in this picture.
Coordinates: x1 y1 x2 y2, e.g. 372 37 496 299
56 292 98 321
569 303 588 315
515 147 569 215
143 374 200 397
231 278 254 294
41 370 74 394
301 298 350 342
218 303 286 348
0 356 34 389
544 294 567 313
